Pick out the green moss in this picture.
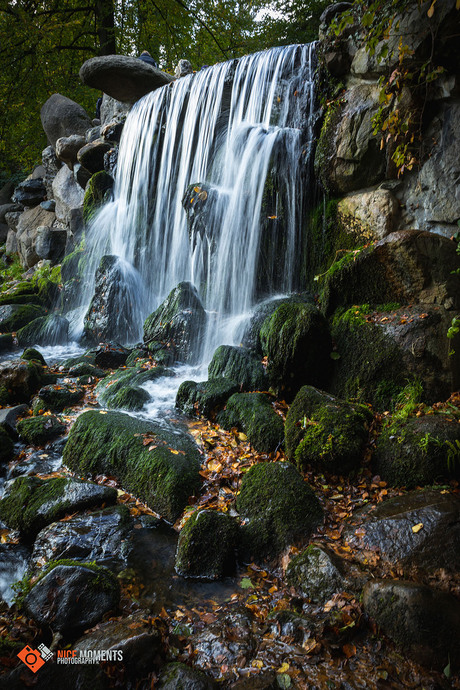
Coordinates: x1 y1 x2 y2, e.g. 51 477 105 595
0 333 13 353
62 410 201 522
0 303 47 332
175 510 237 579
208 345 266 391
0 293 43 306
83 171 114 223
176 378 239 418
17 414 66 444
21 347 47 365
314 99 345 194
217 392 284 453
0 425 14 464
95 366 172 411
236 462 323 561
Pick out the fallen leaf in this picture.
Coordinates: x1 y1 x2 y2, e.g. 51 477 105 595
412 522 423 533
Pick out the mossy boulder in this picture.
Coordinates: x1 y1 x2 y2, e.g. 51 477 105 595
175 510 238 580
0 293 42 306
83 171 114 223
95 365 173 411
0 425 14 464
67 362 106 378
143 282 207 364
17 414 66 445
16 314 69 347
157 662 217 690
0 476 117 539
236 462 323 561
0 304 47 332
286 544 346 604
176 378 239 418
21 348 47 366
208 345 266 391
259 302 332 400
63 410 201 522
23 561 119 638
217 392 284 454
285 385 372 474
0 333 14 353
373 415 460 488
0 359 46 406
32 383 85 413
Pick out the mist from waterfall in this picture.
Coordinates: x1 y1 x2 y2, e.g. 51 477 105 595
73 43 318 362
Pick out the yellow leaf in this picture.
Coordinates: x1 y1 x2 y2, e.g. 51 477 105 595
457 0 460 10
278 662 290 673
238 432 247 441
252 660 264 669
412 522 423 533
170 449 180 454
99 410 108 414
427 1 436 17
193 186 201 193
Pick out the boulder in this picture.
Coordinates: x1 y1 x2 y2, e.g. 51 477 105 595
9 439 65 479
55 134 86 170
40 93 92 149
259 301 332 400
0 303 46 332
84 255 144 343
208 345 266 391
23 562 119 638
16 205 56 267
77 140 112 174
337 188 399 241
21 347 47 365
362 579 460 670
286 544 346 604
236 462 323 561
0 475 117 538
17 414 66 445
31 505 133 571
373 415 460 487
63 410 201 522
175 510 238 580
12 178 46 207
0 425 14 464
191 607 256 672
321 231 460 316
143 282 207 364
42 145 62 199
79 55 174 103
0 404 29 439
157 662 217 689
285 385 372 474
241 293 314 353
52 164 85 224
0 359 45 405
17 314 70 347
315 84 387 194
83 171 114 222
32 382 84 413
344 489 460 573
34 226 67 263
100 94 131 126
0 202 21 223
101 117 126 144
176 378 239 418
217 392 284 454
175 60 193 78
330 304 460 407
95 365 173 411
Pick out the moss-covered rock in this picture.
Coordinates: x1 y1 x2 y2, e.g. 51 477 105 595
373 415 460 488
0 333 14 353
0 304 47 332
63 410 201 522
32 383 84 414
17 414 66 445
157 662 217 690
175 510 238 580
286 544 346 604
83 171 114 223
0 359 45 405
217 392 284 454
0 425 14 464
95 365 173 411
16 314 69 347
259 302 332 401
208 345 266 391
67 362 106 378
21 347 47 366
0 476 117 539
143 282 207 364
236 462 323 561
0 293 43 306
285 385 372 474
176 378 239 418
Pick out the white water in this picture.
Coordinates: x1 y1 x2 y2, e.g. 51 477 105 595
75 43 318 361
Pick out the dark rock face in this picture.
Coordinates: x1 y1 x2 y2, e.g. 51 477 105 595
83 171 114 222
175 510 238 580
362 579 460 671
176 378 239 418
143 282 207 364
55 134 86 170
191 607 256 672
0 425 14 464
9 438 65 479
373 415 460 487
84 255 144 343
79 55 174 103
157 662 217 689
286 544 346 603
0 359 45 405
17 414 66 445
32 382 84 413
34 226 67 263
63 410 201 522
0 303 47 332
285 385 372 474
217 392 284 454
208 345 266 391
31 505 133 571
0 404 29 439
17 314 70 347
236 462 324 561
40 93 92 149
0 476 117 539
344 489 460 573
12 178 46 207
23 563 120 638
77 140 112 174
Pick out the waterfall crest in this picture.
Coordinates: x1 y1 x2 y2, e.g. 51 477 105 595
75 43 318 360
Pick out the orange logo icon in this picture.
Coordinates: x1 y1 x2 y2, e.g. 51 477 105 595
17 644 52 673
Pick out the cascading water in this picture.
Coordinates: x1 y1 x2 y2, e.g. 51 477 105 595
73 43 318 364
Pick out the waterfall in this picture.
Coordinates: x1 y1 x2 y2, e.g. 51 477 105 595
75 43 318 361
